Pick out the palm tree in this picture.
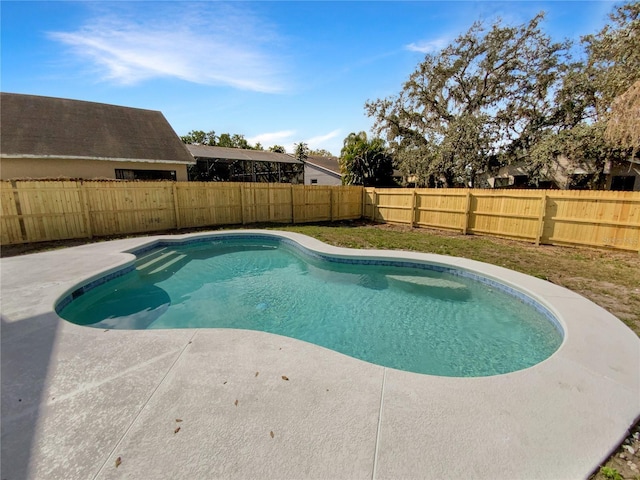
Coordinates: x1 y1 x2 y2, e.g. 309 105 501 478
339 132 395 186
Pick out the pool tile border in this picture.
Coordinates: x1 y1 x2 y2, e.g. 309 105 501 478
55 264 136 313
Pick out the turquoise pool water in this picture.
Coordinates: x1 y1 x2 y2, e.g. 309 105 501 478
58 236 562 377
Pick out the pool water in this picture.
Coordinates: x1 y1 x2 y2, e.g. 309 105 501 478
58 237 562 377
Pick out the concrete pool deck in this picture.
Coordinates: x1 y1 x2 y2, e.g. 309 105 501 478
1 230 639 479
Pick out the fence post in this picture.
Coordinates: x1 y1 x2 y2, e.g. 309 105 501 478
462 189 471 235
330 188 334 222
361 187 365 219
80 181 93 239
240 183 246 225
253 184 257 223
268 183 274 222
411 189 417 227
536 192 548 246
172 182 181 230
290 184 294 223
372 189 377 221
290 184 296 224
9 180 28 243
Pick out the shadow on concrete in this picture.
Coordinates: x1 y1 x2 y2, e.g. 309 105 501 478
1 312 59 480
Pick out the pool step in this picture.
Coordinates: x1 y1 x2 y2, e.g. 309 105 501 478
135 247 168 264
136 250 178 271
148 254 187 275
387 275 467 290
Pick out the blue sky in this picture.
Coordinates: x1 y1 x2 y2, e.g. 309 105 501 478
2 1 615 156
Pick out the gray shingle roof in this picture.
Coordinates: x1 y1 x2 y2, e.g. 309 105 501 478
306 155 342 174
0 93 194 164
187 144 302 164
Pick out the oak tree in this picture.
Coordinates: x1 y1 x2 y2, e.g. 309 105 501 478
366 14 568 187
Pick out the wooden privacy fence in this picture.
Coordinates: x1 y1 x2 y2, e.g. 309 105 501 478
3 181 639 253
364 188 640 252
0 181 363 245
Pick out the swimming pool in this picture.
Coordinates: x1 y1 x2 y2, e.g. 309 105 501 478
57 233 563 377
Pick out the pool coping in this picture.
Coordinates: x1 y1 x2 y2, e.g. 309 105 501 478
2 229 639 479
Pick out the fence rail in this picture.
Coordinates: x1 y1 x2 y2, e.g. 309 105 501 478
364 188 640 252
0 181 363 245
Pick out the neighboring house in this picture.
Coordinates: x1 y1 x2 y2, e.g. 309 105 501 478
484 156 640 191
186 145 304 183
0 93 194 181
484 165 541 189
605 159 640 191
304 155 342 185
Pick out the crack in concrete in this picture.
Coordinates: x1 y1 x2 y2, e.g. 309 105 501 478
91 329 199 479
371 367 387 480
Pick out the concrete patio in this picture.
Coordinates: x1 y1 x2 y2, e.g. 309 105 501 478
1 231 639 479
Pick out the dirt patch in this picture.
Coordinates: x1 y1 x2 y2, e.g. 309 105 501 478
590 421 640 480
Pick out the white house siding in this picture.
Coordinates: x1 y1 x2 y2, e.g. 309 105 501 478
304 164 342 185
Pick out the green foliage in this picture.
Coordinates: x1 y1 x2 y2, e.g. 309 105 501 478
309 148 334 157
583 2 640 115
339 131 395 187
180 130 217 146
181 130 262 150
217 133 252 149
599 466 623 480
269 145 287 153
528 123 629 188
366 13 568 187
365 2 640 189
551 3 640 161
294 142 309 163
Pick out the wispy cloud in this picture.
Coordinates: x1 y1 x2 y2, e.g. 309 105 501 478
305 129 341 148
251 129 341 153
405 37 451 54
247 130 295 146
48 4 289 93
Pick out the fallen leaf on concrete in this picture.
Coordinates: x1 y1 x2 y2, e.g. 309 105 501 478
255 372 259 377
234 399 238 407
174 427 181 434
115 457 122 468
281 376 289 381
175 419 182 422
270 431 274 438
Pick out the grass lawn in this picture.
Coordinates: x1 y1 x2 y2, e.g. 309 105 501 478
2 220 639 479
